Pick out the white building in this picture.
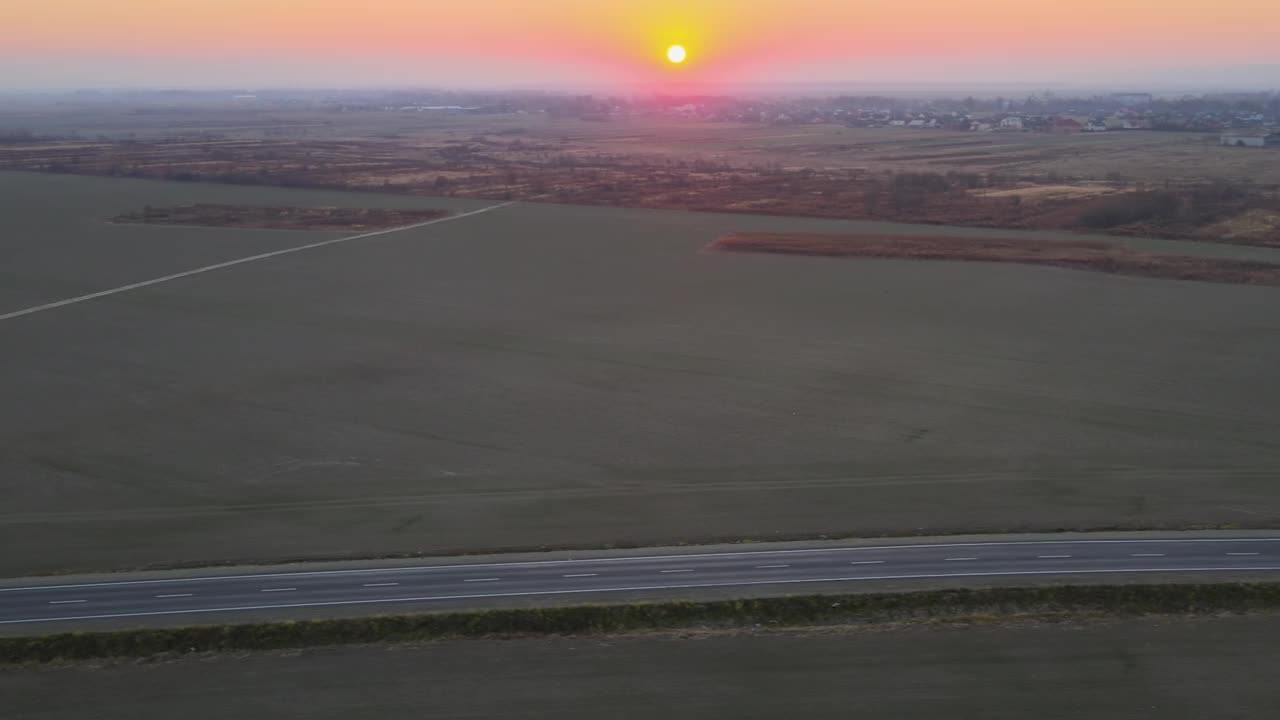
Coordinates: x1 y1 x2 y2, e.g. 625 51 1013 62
999 116 1024 131
1220 133 1277 148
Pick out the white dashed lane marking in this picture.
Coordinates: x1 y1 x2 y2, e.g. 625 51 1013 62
15 538 1280 623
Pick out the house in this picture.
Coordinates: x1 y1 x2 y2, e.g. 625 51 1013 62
999 116 1024 131
1105 116 1149 130
1221 132 1280 148
1021 115 1049 131
1084 119 1108 132
1049 117 1083 133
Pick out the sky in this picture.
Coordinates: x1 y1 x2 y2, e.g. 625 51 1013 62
3 0 1279 91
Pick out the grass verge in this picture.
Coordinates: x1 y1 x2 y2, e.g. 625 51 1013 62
6 582 1280 665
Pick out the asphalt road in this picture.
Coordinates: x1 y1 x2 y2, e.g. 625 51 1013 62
3 535 1278 628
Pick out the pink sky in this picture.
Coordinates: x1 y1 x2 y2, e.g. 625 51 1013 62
3 0 1278 89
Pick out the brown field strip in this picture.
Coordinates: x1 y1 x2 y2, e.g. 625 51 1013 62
711 232 1280 286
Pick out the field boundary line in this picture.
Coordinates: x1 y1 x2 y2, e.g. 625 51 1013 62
0 201 515 323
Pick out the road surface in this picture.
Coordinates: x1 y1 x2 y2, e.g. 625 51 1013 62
3 534 1279 629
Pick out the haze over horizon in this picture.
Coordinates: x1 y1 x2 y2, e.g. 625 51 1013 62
3 0 1278 92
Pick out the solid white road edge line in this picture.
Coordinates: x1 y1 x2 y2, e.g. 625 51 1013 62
3 537 1277 594
7 565 1280 625
0 202 516 323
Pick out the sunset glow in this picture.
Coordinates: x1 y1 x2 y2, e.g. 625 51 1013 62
1 0 1277 88
667 45 687 64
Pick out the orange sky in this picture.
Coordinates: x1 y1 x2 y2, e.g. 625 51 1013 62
3 0 1279 88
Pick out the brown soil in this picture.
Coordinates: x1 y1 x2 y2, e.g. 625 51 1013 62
712 232 1280 286
110 204 448 230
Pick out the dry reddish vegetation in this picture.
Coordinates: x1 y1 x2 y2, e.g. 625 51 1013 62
5 135 1277 246
712 233 1280 286
111 204 447 230
0 138 1118 228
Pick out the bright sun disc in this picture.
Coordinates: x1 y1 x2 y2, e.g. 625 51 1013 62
666 45 687 64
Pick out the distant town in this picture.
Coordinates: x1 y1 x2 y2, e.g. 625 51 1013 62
363 90 1280 140
270 88 1276 148
7 87 1279 149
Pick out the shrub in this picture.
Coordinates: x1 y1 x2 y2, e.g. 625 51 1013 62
1078 192 1181 228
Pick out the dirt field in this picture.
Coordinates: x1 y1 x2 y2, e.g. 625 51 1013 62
5 615 1279 718
111 204 448 231
712 232 1280 286
2 171 1280 576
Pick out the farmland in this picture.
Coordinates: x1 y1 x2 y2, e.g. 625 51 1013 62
2 170 1279 576
4 102 1279 184
3 102 1280 246
5 614 1280 718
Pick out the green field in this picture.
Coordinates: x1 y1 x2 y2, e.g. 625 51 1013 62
5 615 1279 718
2 171 1280 576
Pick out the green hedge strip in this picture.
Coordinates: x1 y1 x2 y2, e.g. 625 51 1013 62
6 582 1280 664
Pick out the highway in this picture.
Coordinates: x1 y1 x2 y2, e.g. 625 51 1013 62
3 535 1279 628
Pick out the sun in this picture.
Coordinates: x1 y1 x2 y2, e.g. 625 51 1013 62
666 44 687 64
